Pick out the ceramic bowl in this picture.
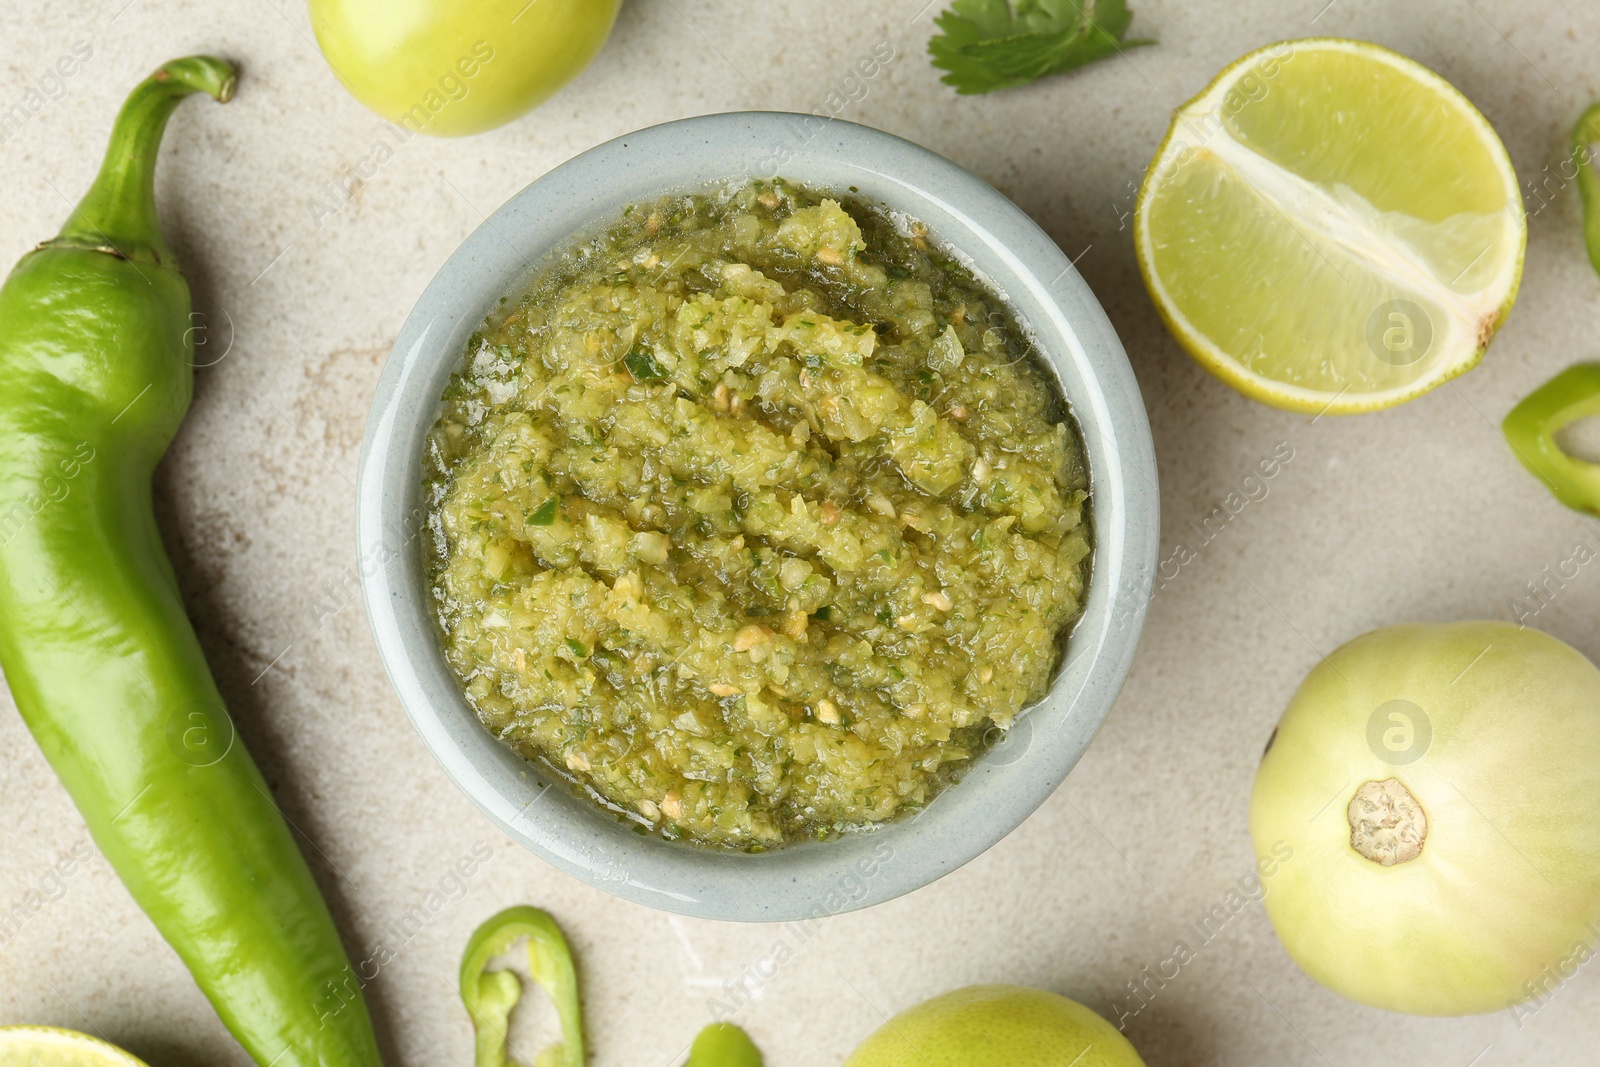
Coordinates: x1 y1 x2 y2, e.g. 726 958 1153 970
357 112 1158 921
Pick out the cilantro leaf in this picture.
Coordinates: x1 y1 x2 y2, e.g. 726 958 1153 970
526 499 558 526
928 0 1153 95
623 347 667 381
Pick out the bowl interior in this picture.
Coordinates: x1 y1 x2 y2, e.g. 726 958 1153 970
357 112 1158 921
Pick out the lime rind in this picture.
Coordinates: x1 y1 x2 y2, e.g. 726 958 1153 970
0 1026 151 1067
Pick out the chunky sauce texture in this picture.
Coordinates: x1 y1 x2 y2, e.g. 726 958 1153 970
424 180 1090 848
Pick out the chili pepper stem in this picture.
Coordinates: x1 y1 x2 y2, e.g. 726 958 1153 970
52 56 235 265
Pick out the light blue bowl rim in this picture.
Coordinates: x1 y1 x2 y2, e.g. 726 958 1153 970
357 111 1159 922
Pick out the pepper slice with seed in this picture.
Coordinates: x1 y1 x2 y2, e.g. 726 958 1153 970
460 907 762 1066
461 907 585 1067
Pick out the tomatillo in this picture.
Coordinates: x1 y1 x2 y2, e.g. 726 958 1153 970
1251 622 1600 1015
842 985 1145 1067
309 0 622 136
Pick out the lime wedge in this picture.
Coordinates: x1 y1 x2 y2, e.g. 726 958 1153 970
0 1027 150 1067
1135 38 1525 414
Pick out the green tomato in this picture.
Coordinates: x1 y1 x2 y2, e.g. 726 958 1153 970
1251 621 1600 1015
843 985 1145 1067
308 0 622 137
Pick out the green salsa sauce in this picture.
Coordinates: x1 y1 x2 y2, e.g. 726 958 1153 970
423 179 1090 849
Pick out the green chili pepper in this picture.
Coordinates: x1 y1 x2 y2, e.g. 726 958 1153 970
1574 102 1600 278
1502 364 1600 515
0 58 380 1067
460 906 585 1067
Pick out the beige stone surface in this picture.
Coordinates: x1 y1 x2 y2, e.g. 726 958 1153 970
2 1 1599 1064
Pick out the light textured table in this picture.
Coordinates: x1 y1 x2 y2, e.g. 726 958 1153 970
2 2 1597 1065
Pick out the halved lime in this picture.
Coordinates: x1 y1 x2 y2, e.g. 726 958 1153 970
1135 38 1525 414
0 1027 150 1067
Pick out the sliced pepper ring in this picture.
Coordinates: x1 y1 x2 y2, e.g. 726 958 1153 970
459 905 765 1067
1502 363 1600 515
460 906 585 1067
1574 102 1600 278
